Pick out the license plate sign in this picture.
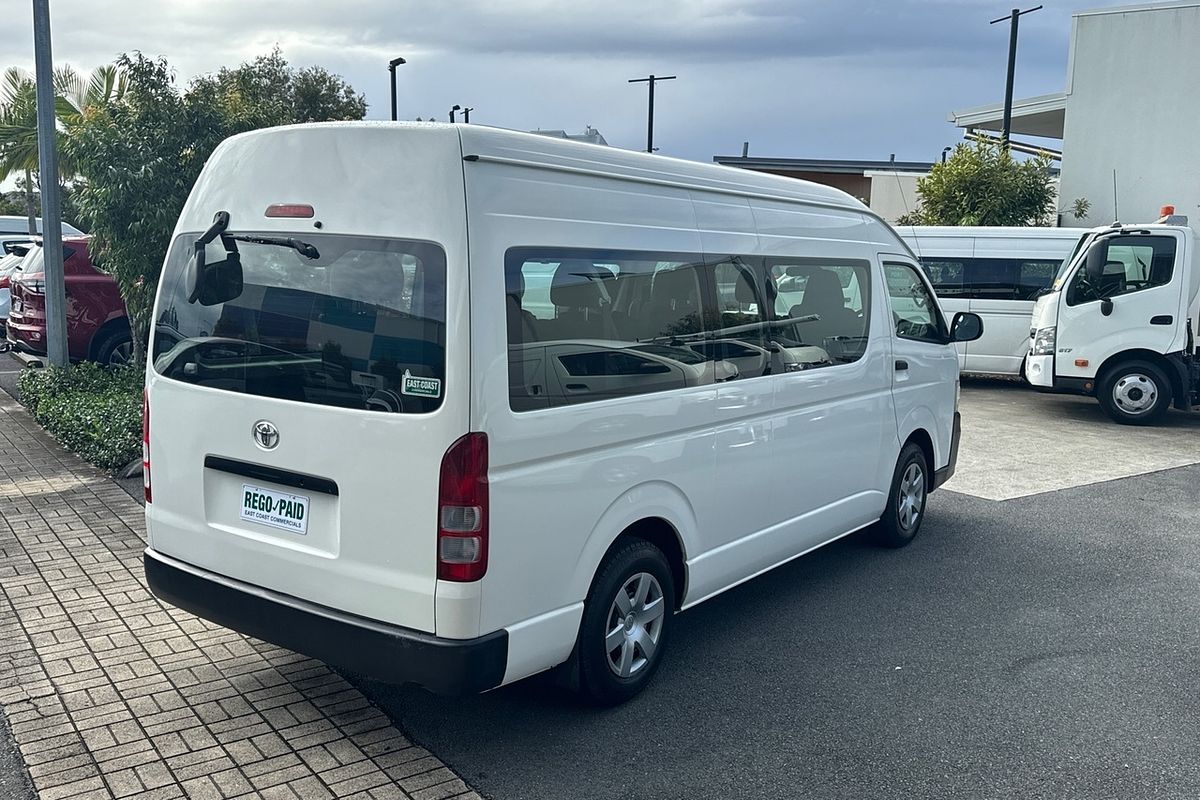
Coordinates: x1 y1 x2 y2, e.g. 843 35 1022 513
240 484 309 535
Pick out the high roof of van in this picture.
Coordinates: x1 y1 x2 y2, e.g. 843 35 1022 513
214 122 872 216
896 225 1089 238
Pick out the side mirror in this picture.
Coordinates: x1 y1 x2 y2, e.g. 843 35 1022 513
950 311 983 343
1085 240 1110 281
1100 298 1114 316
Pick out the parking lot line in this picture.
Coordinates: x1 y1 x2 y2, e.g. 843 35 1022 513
0 394 480 800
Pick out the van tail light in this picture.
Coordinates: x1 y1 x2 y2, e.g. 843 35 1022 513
142 391 151 504
437 433 488 582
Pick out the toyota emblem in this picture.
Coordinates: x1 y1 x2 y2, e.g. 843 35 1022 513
252 420 280 450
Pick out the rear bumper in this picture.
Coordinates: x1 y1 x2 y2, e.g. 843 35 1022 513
931 411 960 491
144 548 508 695
6 319 46 356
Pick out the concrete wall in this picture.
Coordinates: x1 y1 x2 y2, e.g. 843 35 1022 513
1059 3 1200 231
864 171 924 223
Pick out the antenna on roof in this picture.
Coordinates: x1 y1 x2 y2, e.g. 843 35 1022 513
1112 169 1120 225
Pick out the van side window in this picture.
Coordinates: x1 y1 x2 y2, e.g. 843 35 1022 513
885 262 946 343
769 260 871 365
505 248 711 410
920 257 1062 301
1066 235 1177 306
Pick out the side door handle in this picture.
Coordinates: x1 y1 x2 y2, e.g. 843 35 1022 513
895 360 909 371
1150 315 1173 325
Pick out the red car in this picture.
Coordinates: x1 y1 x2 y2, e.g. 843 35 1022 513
7 236 132 366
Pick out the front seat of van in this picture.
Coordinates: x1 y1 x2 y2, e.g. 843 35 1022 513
789 268 859 346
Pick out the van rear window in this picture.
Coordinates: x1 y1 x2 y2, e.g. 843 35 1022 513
152 233 447 414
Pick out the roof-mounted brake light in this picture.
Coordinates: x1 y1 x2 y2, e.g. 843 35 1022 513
265 204 315 218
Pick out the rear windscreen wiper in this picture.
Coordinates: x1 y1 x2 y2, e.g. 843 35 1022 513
228 234 320 260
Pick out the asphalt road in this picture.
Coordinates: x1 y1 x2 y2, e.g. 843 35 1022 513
359 465 1200 800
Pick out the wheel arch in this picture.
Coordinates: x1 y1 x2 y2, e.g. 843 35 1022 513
88 315 132 361
571 482 695 610
902 428 936 491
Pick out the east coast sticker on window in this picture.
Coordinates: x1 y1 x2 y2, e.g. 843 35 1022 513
401 370 442 399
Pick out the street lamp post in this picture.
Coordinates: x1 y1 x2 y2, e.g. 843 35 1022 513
31 0 68 368
942 146 952 163
462 107 473 124
449 105 461 123
388 56 406 121
628 74 676 153
989 6 1042 148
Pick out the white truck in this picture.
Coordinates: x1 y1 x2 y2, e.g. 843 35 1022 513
1025 208 1199 425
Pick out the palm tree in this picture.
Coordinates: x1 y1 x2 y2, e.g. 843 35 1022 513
0 64 126 233
0 68 40 233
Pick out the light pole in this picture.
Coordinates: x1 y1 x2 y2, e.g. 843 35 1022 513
31 0 68 368
628 74 676 153
388 56 406 121
989 6 1042 148
942 146 952 163
449 105 461 123
461 107 473 124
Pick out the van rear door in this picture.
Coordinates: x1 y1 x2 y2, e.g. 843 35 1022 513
148 229 464 635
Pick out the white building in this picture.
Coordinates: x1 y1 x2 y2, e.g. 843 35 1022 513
949 1 1200 231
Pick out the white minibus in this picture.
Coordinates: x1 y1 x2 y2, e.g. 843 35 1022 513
898 226 1086 376
144 123 979 704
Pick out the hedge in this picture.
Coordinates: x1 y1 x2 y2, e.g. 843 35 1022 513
19 363 143 471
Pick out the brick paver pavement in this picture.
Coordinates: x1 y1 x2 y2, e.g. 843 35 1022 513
0 394 480 800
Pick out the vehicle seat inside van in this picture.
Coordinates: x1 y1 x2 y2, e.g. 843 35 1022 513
643 267 701 339
548 261 618 341
789 268 860 346
506 270 539 344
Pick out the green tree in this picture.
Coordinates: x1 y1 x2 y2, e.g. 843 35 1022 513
0 69 41 233
0 65 125 232
188 47 367 133
69 49 367 367
68 55 190 368
898 142 1056 227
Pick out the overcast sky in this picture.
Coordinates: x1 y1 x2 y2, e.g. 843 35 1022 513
2 0 1081 164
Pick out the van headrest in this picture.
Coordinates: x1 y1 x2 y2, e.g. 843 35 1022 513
733 271 758 304
551 261 615 309
799 268 844 308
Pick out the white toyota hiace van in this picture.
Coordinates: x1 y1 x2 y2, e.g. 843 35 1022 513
898 226 1086 376
144 123 980 704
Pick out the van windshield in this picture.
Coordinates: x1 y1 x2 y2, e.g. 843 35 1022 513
152 232 447 414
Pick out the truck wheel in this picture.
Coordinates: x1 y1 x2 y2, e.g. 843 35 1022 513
873 442 928 549
95 328 133 368
576 539 675 706
1097 360 1172 425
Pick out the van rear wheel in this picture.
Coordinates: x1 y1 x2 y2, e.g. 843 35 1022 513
577 539 675 706
1097 360 1172 425
873 443 928 548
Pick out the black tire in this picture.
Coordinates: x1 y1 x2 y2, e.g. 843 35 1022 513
576 539 675 706
1097 360 1172 425
873 442 929 549
94 327 133 367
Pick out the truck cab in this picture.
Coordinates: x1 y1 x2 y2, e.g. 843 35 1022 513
1025 210 1199 424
